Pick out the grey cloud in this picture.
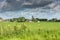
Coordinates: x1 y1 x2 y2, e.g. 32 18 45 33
43 1 60 10
0 0 54 11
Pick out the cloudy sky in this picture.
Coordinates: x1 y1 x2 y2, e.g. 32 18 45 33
0 0 60 19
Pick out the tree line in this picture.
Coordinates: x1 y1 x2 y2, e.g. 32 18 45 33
4 16 60 22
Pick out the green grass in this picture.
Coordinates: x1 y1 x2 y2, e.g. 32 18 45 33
0 22 60 40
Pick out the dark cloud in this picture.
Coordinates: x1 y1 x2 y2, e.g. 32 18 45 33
0 0 54 11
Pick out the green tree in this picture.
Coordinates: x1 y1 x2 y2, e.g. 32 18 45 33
10 19 14 22
17 17 26 22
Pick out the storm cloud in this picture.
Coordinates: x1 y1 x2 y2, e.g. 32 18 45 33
0 0 54 11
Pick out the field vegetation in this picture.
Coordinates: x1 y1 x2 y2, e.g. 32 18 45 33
0 22 60 40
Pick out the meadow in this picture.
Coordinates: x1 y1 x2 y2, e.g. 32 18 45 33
0 22 60 40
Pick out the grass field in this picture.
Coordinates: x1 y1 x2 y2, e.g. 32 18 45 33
0 22 60 40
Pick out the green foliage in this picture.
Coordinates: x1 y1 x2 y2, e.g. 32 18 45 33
0 22 60 40
9 17 26 22
10 19 14 22
17 17 26 22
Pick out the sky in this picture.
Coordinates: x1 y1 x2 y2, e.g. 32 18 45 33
0 0 3 2
0 0 60 19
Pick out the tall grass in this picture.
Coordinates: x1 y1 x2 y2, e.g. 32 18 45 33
0 22 60 40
